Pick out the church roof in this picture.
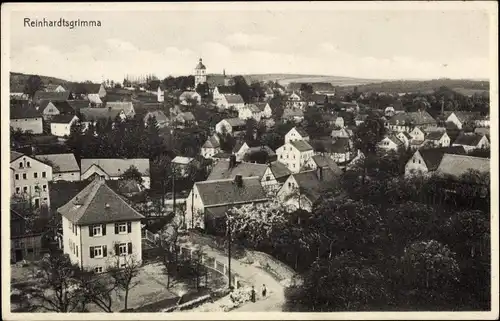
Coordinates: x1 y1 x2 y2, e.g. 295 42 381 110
195 58 206 70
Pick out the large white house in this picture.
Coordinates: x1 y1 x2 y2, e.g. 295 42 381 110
10 104 44 134
50 115 79 137
80 158 151 189
10 151 53 208
58 177 144 272
238 104 263 122
276 140 315 173
377 134 404 152
217 94 245 111
452 133 490 152
404 146 466 177
35 153 81 182
285 127 310 144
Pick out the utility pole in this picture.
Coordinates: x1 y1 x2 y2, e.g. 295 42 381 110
227 213 232 290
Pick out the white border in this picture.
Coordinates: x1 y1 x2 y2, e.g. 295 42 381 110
2 2 498 320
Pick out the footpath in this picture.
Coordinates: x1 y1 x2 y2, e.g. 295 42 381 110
180 240 285 312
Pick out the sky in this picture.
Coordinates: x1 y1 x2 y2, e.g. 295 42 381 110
7 3 492 82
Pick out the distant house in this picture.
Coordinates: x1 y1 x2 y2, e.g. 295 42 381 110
50 114 79 137
10 104 43 134
106 101 135 118
354 114 368 126
33 91 71 105
304 155 343 179
286 92 307 110
238 104 263 121
10 84 29 99
264 88 275 100
58 177 144 272
395 132 412 149
331 127 350 139
217 94 245 111
207 159 290 193
80 158 151 189
409 126 426 142
378 134 404 152
323 138 354 163
215 118 246 136
306 93 328 108
185 176 269 230
213 85 236 103
276 140 315 173
285 127 310 144
404 146 466 177
424 131 451 148
276 170 334 212
11 209 44 263
179 91 202 106
45 84 66 92
40 100 75 120
232 141 251 162
69 83 107 100
312 82 335 94
157 85 165 102
452 133 490 152
255 102 273 119
282 108 304 123
334 117 345 129
68 100 91 111
445 111 480 130
435 154 490 178
172 156 195 178
474 114 490 128
35 153 81 182
143 110 169 128
201 135 222 159
174 112 197 127
387 111 437 133
79 108 127 126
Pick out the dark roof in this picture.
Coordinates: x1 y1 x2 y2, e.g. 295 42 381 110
216 86 236 94
207 161 268 180
453 133 486 146
290 140 314 152
426 131 446 141
329 138 352 153
35 153 80 173
33 91 70 102
224 94 245 104
293 127 309 137
80 107 123 121
202 135 220 149
51 114 77 124
57 178 144 225
10 105 42 119
417 146 467 171
292 170 332 203
67 100 90 110
195 58 206 70
195 177 268 207
10 151 24 162
255 102 269 112
145 110 169 123
50 101 75 114
68 83 102 94
389 111 437 126
311 155 342 175
207 75 226 88
436 154 490 178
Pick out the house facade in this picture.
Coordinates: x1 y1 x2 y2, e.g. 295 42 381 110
11 151 52 208
80 158 151 189
276 140 315 173
217 94 245 111
238 104 263 122
285 127 310 144
215 118 246 135
10 105 44 134
59 178 144 272
50 115 79 137
35 153 81 182
286 92 307 110
452 133 490 152
424 131 451 148
201 135 222 159
377 135 403 152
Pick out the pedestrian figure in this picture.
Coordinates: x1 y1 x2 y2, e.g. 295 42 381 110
262 284 267 297
250 286 256 302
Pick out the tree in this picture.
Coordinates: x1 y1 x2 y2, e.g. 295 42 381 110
27 253 85 312
285 251 390 311
196 82 209 98
354 116 386 156
232 75 252 103
107 254 141 311
300 83 313 95
400 240 460 305
120 165 144 186
78 270 116 312
445 210 489 259
24 75 45 99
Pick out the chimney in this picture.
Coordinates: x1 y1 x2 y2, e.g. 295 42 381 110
105 203 110 209
229 155 237 169
234 175 243 187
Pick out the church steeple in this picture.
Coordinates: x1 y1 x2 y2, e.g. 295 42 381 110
195 58 207 89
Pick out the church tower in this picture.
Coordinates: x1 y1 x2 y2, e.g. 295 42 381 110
194 58 207 89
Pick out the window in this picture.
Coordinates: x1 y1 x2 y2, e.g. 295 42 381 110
23 186 28 193
76 246 78 257
22 173 27 180
43 185 47 192
34 172 38 179
19 162 23 169
418 160 421 164
118 243 128 255
69 222 73 231
288 182 292 188
92 225 102 237
27 161 31 168
15 174 19 180
93 246 103 258
42 172 46 178
266 176 271 181
16 187 20 193
121 264 126 268
94 266 103 273
118 223 127 234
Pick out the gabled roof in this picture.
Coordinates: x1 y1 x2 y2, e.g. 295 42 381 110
311 155 342 175
57 178 144 225
207 161 268 181
81 158 150 177
453 133 486 146
79 107 123 121
50 114 77 124
68 83 102 94
436 154 490 178
10 105 42 119
328 137 351 153
244 104 261 113
224 94 245 104
291 170 331 203
254 102 269 112
289 140 314 152
106 101 135 114
195 177 268 207
202 135 220 149
45 84 65 92
222 117 246 127
10 151 24 162
385 134 404 146
42 101 75 114
35 153 80 173
282 108 304 118
67 100 90 111
176 112 196 122
416 146 466 171
388 111 437 126
179 91 200 99
425 131 447 141
268 161 292 180
290 127 309 137
33 91 70 102
448 111 481 123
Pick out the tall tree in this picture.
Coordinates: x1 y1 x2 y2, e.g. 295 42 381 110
24 75 45 99
107 254 141 311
